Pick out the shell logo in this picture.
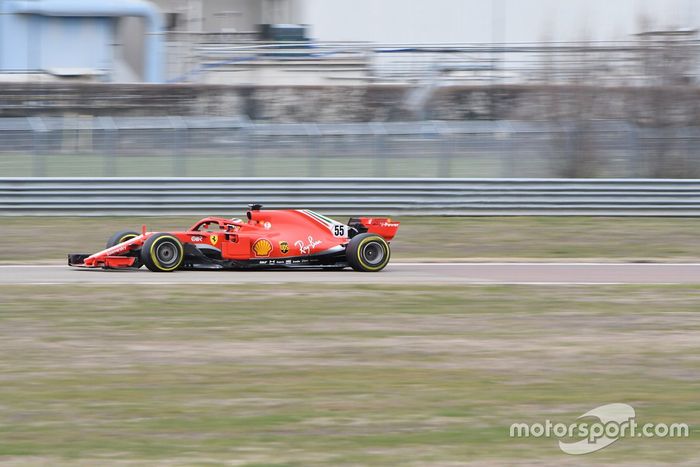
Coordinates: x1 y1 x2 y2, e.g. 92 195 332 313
252 239 273 257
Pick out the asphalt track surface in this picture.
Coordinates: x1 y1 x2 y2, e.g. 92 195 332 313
3 263 700 285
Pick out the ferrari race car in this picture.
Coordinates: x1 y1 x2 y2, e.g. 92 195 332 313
68 205 399 272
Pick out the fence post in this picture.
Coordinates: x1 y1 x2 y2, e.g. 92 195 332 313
625 123 642 178
371 122 387 177
169 116 187 176
307 123 321 177
436 122 451 178
684 127 695 177
245 123 256 177
97 116 117 176
28 117 47 177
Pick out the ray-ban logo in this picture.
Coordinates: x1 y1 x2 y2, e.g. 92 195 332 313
509 403 689 455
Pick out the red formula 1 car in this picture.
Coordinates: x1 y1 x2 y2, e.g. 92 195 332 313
69 205 399 272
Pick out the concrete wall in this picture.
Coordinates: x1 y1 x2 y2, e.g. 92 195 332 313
119 17 146 80
1 83 700 127
152 0 270 32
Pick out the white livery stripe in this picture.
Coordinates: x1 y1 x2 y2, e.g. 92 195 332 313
297 209 332 229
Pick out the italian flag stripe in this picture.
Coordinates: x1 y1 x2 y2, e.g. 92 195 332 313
297 210 330 228
309 211 337 225
302 210 334 226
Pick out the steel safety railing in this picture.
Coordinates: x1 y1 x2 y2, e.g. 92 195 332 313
3 178 700 216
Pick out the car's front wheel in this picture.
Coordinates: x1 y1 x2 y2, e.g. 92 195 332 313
141 233 184 272
346 233 391 272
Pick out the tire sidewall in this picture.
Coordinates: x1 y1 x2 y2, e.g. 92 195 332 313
347 233 391 272
141 233 184 272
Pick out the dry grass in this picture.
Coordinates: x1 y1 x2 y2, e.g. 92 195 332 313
0 284 698 465
3 216 700 262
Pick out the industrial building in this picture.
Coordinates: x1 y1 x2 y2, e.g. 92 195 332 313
154 0 697 42
153 0 700 86
151 0 300 33
0 0 698 84
0 0 164 82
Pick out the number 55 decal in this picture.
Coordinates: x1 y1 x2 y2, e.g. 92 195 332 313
332 224 349 238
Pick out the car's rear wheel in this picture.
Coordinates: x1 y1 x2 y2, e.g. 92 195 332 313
141 233 184 272
346 233 391 272
106 230 142 269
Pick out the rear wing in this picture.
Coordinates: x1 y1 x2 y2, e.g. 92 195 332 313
348 217 400 241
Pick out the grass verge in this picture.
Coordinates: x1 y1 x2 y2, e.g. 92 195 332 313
0 284 698 465
2 216 700 262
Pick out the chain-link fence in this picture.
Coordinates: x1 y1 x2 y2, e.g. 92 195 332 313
2 116 700 178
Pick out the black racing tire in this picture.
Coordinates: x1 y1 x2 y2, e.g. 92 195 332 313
346 233 391 272
106 230 142 269
106 230 140 249
140 233 184 272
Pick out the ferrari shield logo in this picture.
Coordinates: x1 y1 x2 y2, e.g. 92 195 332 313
210 235 218 245
279 241 289 254
253 239 273 257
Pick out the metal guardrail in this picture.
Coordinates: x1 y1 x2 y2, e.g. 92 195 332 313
3 178 700 216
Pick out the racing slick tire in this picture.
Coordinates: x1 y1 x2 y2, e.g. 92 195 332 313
346 233 391 272
106 230 142 269
141 233 184 272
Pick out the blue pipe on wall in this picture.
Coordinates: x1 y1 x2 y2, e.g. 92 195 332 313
0 1 3 70
7 0 164 83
